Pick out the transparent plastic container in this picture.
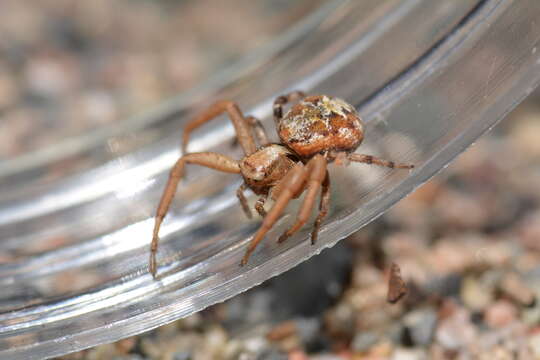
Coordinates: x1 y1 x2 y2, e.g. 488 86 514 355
1 0 540 359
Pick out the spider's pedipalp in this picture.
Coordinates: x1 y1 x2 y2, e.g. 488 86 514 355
255 194 267 218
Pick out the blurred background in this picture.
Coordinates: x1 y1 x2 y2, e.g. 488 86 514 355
0 0 324 159
1 1 540 359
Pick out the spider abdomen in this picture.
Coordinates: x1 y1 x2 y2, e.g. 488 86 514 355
278 95 364 158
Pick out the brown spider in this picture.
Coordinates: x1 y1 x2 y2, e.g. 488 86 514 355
149 91 413 277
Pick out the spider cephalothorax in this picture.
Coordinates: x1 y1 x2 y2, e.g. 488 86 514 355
239 144 297 194
149 91 413 278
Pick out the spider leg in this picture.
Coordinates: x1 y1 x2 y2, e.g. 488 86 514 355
236 183 252 219
311 171 330 245
278 154 327 243
150 152 240 278
273 91 306 125
240 162 308 266
182 100 257 156
347 153 414 169
255 194 267 218
245 116 270 147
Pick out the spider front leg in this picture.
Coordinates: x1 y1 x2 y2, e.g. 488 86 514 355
150 152 241 278
311 171 330 245
240 162 308 266
278 154 327 244
182 100 257 156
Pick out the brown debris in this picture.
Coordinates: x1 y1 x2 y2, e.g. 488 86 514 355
387 262 408 304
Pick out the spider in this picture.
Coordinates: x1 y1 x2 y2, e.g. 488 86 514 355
149 91 413 277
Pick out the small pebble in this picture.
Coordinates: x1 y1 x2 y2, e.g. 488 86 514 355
83 343 120 360
499 273 535 307
521 302 540 326
510 114 540 157
255 348 288 360
115 337 137 355
367 341 394 357
461 275 494 312
518 212 540 251
243 336 269 354
324 303 356 339
172 354 190 360
309 355 344 360
266 321 297 342
435 307 477 350
295 318 322 347
112 356 148 360
434 189 489 229
529 333 540 357
204 325 228 357
391 348 428 360
402 308 438 346
428 240 475 275
484 300 518 328
350 331 379 353
474 345 515 360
